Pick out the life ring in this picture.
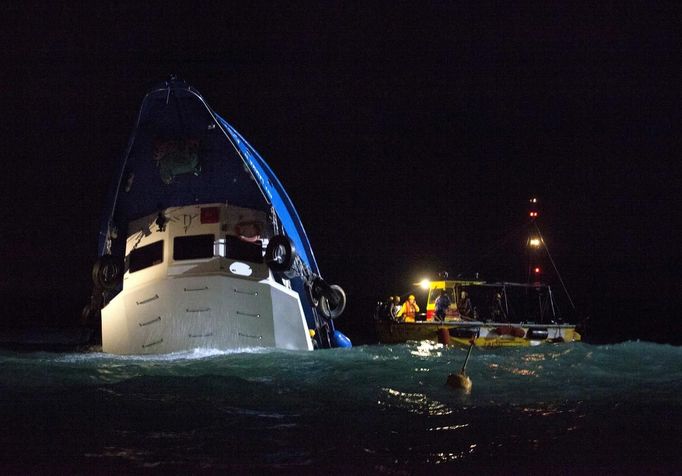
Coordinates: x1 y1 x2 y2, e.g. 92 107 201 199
92 254 123 290
265 235 296 273
318 284 347 319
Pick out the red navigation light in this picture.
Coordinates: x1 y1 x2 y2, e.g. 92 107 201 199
200 207 220 224
534 267 541 274
529 211 539 218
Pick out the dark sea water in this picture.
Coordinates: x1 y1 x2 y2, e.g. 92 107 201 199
1 341 680 475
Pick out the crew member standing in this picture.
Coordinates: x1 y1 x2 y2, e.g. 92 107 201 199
391 296 402 320
397 294 420 322
458 290 473 319
435 289 451 322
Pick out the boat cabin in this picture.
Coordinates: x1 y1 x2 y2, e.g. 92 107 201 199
425 280 560 323
123 203 272 292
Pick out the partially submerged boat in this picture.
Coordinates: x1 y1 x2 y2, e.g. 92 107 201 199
375 279 581 347
84 78 351 354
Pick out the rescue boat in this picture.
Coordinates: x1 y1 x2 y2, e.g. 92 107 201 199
375 279 581 347
84 78 351 354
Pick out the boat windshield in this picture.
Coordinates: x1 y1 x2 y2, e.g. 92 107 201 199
427 287 455 306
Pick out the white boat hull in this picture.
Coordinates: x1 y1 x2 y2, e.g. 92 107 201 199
102 274 313 354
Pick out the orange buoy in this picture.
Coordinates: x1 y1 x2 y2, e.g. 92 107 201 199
447 342 474 392
447 372 472 393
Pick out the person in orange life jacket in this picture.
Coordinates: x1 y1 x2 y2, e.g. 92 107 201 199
397 294 420 322
434 289 451 322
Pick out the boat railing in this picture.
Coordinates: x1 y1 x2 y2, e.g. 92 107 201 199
402 320 575 329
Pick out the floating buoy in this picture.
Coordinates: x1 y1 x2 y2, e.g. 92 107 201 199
447 342 474 393
447 372 472 393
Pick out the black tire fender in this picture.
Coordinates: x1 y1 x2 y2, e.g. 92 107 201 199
92 254 123 290
318 284 347 319
265 235 296 273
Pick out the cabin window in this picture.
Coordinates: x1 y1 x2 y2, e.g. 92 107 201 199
129 240 164 273
215 235 263 263
174 234 215 261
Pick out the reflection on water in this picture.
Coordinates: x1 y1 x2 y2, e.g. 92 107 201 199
426 443 477 464
379 387 454 416
408 340 444 357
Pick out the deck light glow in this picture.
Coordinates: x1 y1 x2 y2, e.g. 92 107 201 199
529 238 541 247
419 279 431 290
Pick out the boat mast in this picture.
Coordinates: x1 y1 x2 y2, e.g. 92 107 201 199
527 197 576 314
527 197 542 284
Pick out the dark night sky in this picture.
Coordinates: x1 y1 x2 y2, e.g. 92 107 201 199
0 2 680 343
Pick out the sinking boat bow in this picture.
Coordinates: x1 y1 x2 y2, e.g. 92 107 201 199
88 78 350 353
